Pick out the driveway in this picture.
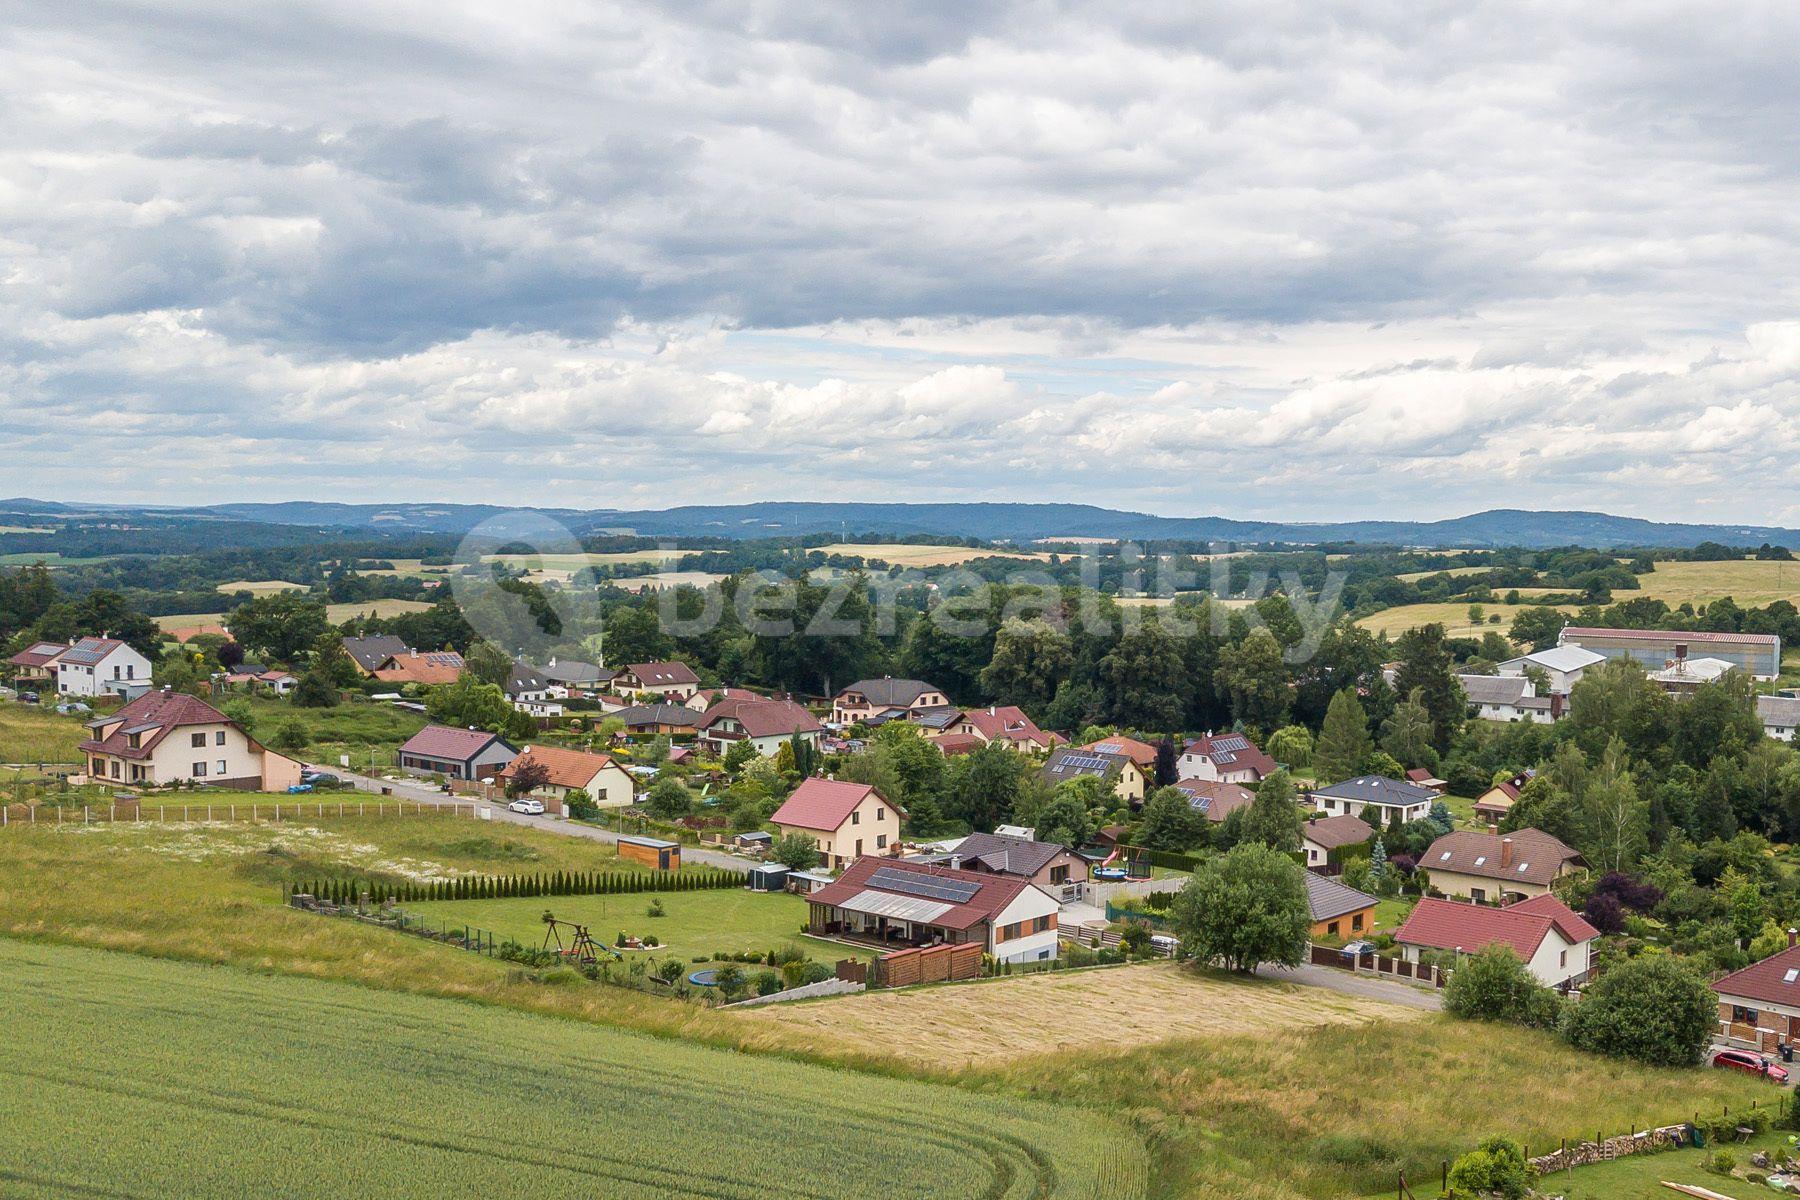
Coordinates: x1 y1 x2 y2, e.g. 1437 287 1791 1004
313 764 754 874
1264 961 1444 1011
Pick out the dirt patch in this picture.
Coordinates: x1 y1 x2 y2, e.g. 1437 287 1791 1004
737 961 1421 1068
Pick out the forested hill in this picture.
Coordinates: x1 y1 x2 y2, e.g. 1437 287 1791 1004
3 498 1797 550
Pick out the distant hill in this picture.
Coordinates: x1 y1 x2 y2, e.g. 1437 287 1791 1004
7 499 1799 550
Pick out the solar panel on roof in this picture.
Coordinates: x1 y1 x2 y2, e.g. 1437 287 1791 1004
1056 753 1112 771
1212 735 1249 752
868 866 981 905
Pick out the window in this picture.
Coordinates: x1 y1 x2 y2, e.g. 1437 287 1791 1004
1327 921 1340 937
215 730 226 745
109 761 120 779
1049 865 1069 885
191 733 206 748
217 760 227 776
854 839 863 856
126 664 134 679
1351 914 1364 931
850 810 860 825
876 834 887 850
192 762 207 777
1733 1005 1760 1024
876 807 885 821
1559 950 1568 968
1473 856 1487 867
1470 888 1486 902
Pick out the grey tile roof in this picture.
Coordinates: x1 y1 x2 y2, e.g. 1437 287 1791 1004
1304 873 1379 923
1457 673 1532 706
1309 775 1437 807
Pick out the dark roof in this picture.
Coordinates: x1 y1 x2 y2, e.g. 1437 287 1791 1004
623 661 700 687
808 855 1037 931
1304 873 1379 923
911 706 963 730
1422 828 1584 887
1182 732 1276 777
1396 895 1598 958
836 677 941 708
539 658 612 686
951 831 1072 876
1039 746 1129 784
505 661 549 697
1308 775 1437 807
1714 944 1800 1007
343 634 410 672
616 703 699 728
398 724 514 763
1302 814 1374 850
80 690 236 761
1458 673 1533 706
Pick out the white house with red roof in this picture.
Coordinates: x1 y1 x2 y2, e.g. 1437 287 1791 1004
5 640 68 685
1178 732 1276 783
1395 894 1598 988
614 661 700 701
948 705 1055 752
34 637 153 698
804 855 1060 963
695 695 822 758
79 688 302 790
770 777 903 870
396 725 518 781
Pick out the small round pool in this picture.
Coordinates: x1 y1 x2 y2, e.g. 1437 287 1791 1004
1093 867 1129 881
688 969 721 987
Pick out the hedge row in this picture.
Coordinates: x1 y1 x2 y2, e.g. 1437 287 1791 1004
292 867 742 907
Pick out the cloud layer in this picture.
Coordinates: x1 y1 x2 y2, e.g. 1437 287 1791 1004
2 2 1798 520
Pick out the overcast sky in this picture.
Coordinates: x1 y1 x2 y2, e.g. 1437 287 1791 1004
3 2 1798 522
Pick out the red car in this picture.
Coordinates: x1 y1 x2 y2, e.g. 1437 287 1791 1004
1712 1048 1790 1083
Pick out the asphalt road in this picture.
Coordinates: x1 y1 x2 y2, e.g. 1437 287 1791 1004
313 764 755 874
1264 961 1445 1010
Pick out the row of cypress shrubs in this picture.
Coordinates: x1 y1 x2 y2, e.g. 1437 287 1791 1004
292 867 741 907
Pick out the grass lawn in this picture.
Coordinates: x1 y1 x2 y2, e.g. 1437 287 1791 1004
231 693 426 766
0 939 1147 1199
0 702 90 764
1549 1127 1800 1199
408 888 872 964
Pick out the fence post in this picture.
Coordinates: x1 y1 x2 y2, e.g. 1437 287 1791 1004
84 806 89 824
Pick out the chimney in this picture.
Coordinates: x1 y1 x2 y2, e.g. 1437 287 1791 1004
1487 823 1498 836
1789 928 1797 949
1500 837 1514 869
949 854 962 870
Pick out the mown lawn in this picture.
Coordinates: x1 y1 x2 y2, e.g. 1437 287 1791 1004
0 939 1148 1199
408 888 872 963
1549 1127 1798 1200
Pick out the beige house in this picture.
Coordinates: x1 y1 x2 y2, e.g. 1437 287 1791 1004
496 744 635 811
1421 828 1585 903
1038 746 1146 805
770 778 904 871
79 689 302 791
613 661 701 701
830 677 950 725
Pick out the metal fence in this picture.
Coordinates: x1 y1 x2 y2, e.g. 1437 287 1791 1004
0 799 479 826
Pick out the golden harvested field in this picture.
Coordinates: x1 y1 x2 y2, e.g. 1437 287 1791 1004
1395 566 1491 582
815 542 1052 567
1357 601 1578 639
215 579 308 594
156 598 433 632
483 550 694 570
609 571 728 591
739 962 1420 1068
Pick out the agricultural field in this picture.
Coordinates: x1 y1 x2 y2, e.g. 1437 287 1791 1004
0 702 90 765
408 888 870 965
0 550 118 566
1356 601 1579 640
1634 558 1800 609
214 579 308 594
0 940 1147 1200
155 598 434 633
484 549 695 569
1395 566 1493 582
813 542 1052 567
608 571 729 592
741 961 1418 1068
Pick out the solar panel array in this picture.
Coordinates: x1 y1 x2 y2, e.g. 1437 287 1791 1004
1054 752 1113 772
869 866 981 905
1212 735 1250 752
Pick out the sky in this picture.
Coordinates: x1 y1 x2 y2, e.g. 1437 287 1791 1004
3 2 1799 523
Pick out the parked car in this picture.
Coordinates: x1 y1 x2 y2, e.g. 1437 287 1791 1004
1712 1048 1789 1083
299 771 342 787
285 783 314 794
507 798 546 815
18 691 40 704
56 702 91 715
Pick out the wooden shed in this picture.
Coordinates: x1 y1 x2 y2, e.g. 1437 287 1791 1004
619 834 681 871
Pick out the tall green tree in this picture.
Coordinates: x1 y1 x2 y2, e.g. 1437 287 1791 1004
1168 843 1310 974
1138 785 1206 851
226 592 329 662
979 617 1072 712
1390 624 1464 750
1314 688 1372 785
462 639 515 687
1241 769 1303 854
1099 621 1188 729
1212 629 1290 731
945 741 1026 832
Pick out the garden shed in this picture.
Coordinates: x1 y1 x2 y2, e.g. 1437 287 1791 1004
748 864 790 892
619 835 681 871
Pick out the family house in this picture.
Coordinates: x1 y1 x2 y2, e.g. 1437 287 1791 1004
948 705 1055 752
770 778 904 871
371 650 465 687
1759 695 1800 742
1178 732 1276 783
830 677 951 725
1301 814 1374 871
79 689 302 791
696 696 822 758
52 637 153 698
1472 774 1530 824
936 831 1088 893
1394 894 1597 988
1304 873 1379 941
1038 746 1147 804
1078 735 1159 769
616 703 700 736
1714 938 1800 1052
1305 775 1435 826
4 641 66 685
1405 767 1446 793
805 856 1060 964
1173 778 1256 822
1420 828 1584 903
396 725 518 781
614 661 700 702
684 686 761 712
343 634 411 676
1458 673 1560 724
497 744 634 810
538 657 614 698
504 661 563 718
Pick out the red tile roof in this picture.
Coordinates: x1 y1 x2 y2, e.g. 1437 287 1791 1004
1713 944 1800 1007
372 650 465 686
807 855 1037 931
1173 778 1256 821
623 661 700 687
930 733 985 757
7 641 67 668
1181 732 1277 778
1395 895 1597 960
1080 735 1159 767
960 705 1051 748
499 744 620 790
398 724 511 762
698 696 821 738
79 690 235 761
771 777 889 832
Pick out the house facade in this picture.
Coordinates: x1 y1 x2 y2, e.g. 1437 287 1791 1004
948 705 1054 752
1305 776 1435 826
614 661 700 701
1714 940 1800 1052
1304 873 1378 940
497 744 635 810
52 638 153 698
937 831 1088 896
1420 828 1584 903
770 778 903 870
1458 673 1561 724
396 725 518 780
1759 695 1800 742
695 696 823 758
1301 814 1373 870
1395 894 1597 988
830 677 950 725
805 856 1061 963
343 634 411 676
79 689 302 791
1178 732 1276 783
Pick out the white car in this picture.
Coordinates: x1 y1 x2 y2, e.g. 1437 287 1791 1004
507 798 546 815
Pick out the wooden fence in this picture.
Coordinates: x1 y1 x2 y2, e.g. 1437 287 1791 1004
1309 943 1445 988
871 942 983 988
0 799 478 827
